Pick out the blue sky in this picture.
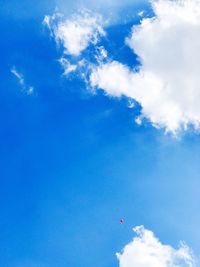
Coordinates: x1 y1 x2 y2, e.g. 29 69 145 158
1 0 200 266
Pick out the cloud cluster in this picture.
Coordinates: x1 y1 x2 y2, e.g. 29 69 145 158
44 9 105 56
117 226 195 267
45 0 200 133
90 0 200 133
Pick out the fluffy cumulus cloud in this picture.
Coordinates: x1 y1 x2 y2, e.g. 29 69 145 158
90 0 200 133
117 226 195 267
44 9 105 56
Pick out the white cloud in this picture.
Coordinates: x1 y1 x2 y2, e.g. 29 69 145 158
95 46 108 63
11 66 34 95
59 57 77 75
138 10 145 17
11 66 25 85
117 226 195 267
27 86 34 95
90 0 200 133
44 9 105 56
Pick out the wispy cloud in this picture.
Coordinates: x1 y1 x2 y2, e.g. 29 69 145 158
11 66 34 95
44 9 108 80
44 9 106 56
11 66 25 85
59 57 77 75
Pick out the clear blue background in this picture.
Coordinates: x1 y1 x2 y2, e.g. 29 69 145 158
0 0 200 266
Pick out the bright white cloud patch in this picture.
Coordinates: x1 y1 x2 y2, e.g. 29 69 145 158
117 226 195 267
90 0 200 133
44 10 105 56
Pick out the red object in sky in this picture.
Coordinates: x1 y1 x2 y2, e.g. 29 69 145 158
120 219 124 223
